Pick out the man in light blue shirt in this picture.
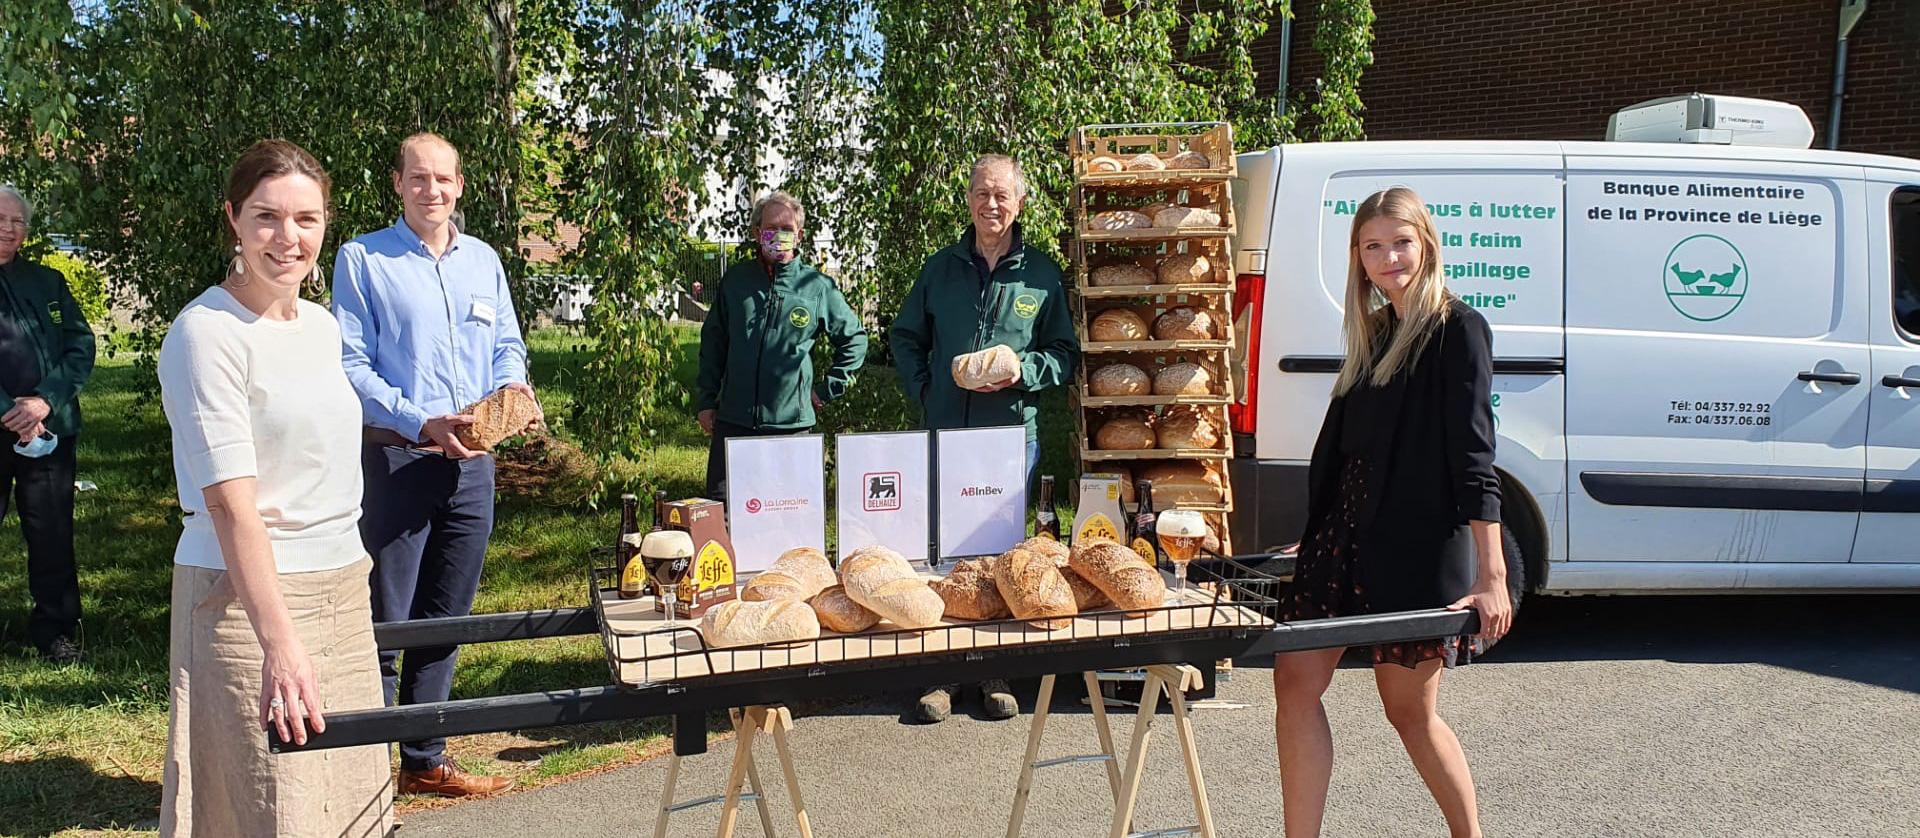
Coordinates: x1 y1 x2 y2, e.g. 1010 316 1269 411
332 132 532 798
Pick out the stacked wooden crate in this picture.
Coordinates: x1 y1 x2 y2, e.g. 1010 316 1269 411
1067 122 1238 555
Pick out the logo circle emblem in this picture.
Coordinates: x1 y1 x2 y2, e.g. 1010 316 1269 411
788 306 811 329
1012 293 1039 319
745 498 762 514
1663 234 1749 322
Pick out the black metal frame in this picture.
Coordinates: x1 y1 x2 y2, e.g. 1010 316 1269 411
272 554 1479 757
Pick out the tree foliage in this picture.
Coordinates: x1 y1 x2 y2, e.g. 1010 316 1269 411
1310 0 1374 141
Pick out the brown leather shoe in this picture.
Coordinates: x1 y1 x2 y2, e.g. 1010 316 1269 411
398 763 516 798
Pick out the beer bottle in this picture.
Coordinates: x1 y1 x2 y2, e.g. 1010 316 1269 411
1034 475 1061 540
616 493 645 598
650 489 670 532
1130 478 1162 565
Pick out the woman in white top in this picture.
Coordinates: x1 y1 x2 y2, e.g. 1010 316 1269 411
158 139 391 837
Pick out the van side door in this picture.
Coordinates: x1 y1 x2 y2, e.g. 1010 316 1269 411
1852 180 1920 563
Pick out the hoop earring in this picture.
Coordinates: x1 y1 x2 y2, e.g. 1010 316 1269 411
305 263 326 298
228 245 251 287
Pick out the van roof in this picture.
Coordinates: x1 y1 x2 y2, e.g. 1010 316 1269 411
1262 140 1920 176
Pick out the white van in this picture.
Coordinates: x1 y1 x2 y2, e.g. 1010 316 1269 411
1225 96 1920 595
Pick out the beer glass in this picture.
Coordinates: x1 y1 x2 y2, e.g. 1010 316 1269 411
640 530 695 629
1156 509 1207 597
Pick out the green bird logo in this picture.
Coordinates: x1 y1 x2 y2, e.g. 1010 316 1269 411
1670 263 1741 295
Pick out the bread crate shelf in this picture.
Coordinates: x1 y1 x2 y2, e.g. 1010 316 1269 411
1076 283 1230 299
1074 393 1230 408
1083 339 1231 354
1074 170 1235 188
1080 448 1230 461
1077 227 1233 245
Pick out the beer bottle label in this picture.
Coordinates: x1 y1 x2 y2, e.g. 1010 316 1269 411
1076 513 1120 543
619 556 648 594
1130 537 1157 562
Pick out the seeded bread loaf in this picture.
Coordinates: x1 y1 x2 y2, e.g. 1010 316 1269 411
1156 407 1222 450
1090 263 1154 287
1153 362 1213 396
1094 415 1156 450
991 547 1077 630
931 559 1010 621
1089 364 1151 397
1090 309 1149 342
1068 541 1167 613
1088 210 1152 231
1152 307 1219 341
455 387 541 451
1156 253 1212 285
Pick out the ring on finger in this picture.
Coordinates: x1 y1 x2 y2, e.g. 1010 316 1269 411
270 696 286 711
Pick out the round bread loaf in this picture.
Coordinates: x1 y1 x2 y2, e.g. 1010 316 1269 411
1156 407 1221 450
1152 362 1213 396
1153 206 1223 228
1089 364 1150 397
1138 461 1224 505
1086 155 1123 173
931 559 1010 621
1088 210 1152 231
1094 415 1156 450
1089 263 1153 287
1016 536 1072 568
1124 153 1167 171
1167 150 1212 169
1090 309 1149 342
1157 253 1212 285
1152 307 1218 341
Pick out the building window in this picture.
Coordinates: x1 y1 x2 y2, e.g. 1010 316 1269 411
1894 188 1920 338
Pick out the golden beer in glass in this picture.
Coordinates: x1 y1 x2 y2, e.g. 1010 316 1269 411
1156 509 1207 596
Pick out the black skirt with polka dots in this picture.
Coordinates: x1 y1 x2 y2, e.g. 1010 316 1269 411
1281 455 1486 670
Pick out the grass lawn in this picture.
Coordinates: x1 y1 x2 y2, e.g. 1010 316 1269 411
0 324 1084 837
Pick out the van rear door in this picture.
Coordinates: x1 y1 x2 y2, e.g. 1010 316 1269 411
1852 179 1920 563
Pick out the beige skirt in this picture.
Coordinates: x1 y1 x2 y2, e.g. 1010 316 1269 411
161 557 394 838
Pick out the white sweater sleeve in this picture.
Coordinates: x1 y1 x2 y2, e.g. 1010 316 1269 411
159 316 258 490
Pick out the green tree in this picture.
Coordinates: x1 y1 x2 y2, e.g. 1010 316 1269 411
1310 0 1374 141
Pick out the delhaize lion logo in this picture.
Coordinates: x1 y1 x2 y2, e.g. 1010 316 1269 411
1664 234 1749 322
1012 293 1040 319
788 306 812 329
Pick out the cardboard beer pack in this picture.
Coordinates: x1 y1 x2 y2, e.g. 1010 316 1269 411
1071 473 1128 546
661 498 739 619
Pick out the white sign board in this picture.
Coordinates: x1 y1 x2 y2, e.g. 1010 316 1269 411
935 426 1027 560
725 434 827 574
835 431 931 562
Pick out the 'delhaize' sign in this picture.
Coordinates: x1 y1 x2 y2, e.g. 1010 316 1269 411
1565 172 1837 333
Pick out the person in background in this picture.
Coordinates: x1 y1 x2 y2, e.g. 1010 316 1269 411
158 139 391 836
0 183 94 664
695 191 866 500
332 132 533 798
888 154 1078 723
1271 186 1513 838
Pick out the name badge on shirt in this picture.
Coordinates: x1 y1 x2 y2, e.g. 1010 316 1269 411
469 300 496 325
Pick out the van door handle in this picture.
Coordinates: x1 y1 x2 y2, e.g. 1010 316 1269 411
1798 370 1861 385
1882 374 1920 389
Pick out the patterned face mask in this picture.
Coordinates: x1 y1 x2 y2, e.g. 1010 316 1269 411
759 229 798 262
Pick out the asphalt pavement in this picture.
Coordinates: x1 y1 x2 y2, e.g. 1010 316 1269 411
397 594 1920 837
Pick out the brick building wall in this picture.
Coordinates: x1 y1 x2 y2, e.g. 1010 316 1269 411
1252 0 1918 159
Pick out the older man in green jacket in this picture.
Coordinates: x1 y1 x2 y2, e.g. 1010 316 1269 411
889 155 1079 722
0 185 95 664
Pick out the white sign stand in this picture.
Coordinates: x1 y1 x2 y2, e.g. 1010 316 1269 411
725 434 827 574
935 426 1027 560
834 431 931 563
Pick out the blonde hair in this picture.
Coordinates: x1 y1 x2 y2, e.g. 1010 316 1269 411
1333 186 1452 396
395 132 459 173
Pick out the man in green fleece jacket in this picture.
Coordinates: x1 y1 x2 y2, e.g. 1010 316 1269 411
0 185 95 663
695 191 867 500
888 155 1079 723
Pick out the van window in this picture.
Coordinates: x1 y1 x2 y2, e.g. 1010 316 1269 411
1893 188 1920 339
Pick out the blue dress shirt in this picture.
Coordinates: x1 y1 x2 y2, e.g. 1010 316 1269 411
332 218 529 443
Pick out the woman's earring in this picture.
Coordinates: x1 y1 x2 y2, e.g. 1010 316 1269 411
305 263 326 298
229 245 250 286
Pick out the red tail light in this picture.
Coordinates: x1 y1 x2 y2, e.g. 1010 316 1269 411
1229 271 1266 435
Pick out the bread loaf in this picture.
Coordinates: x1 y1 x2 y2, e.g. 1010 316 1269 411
1068 541 1167 613
742 546 838 602
1086 155 1123 173
1016 536 1072 567
454 387 540 451
1153 362 1213 396
1152 307 1219 341
699 599 822 648
1062 566 1111 611
1156 253 1212 285
1167 150 1212 170
1088 364 1150 397
1090 309 1149 342
1156 407 1222 450
1089 263 1153 287
1094 415 1156 450
1138 202 1171 221
839 546 945 629
991 547 1077 629
952 344 1020 390
1124 153 1167 171
931 559 1010 621
1138 461 1225 505
1088 210 1152 231
1152 206 1222 229
810 585 880 633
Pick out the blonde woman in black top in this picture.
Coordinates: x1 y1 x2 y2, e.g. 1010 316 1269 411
1272 187 1514 838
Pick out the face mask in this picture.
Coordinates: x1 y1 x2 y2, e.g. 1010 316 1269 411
759 229 798 262
13 431 56 459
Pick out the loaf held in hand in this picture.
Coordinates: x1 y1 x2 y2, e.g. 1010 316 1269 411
810 585 880 633
742 546 838 602
1068 541 1167 613
1089 364 1151 397
699 599 822 648
952 344 1021 390
839 546 945 630
454 387 541 452
931 559 1010 621
991 547 1078 630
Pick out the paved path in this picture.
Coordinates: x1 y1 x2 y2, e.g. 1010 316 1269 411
400 594 1920 837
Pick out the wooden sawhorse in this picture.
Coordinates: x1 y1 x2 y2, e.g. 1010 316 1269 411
654 704 813 838
1006 665 1215 838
